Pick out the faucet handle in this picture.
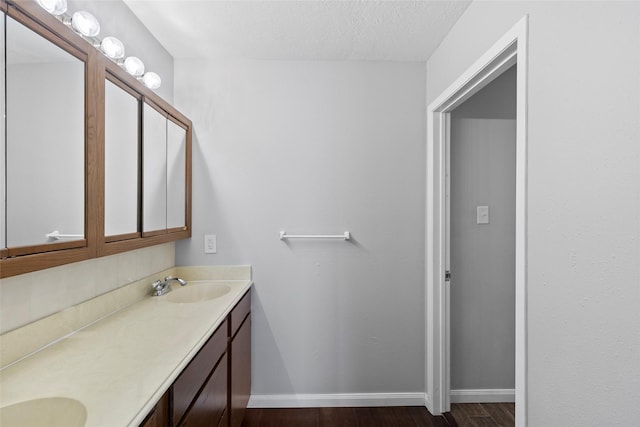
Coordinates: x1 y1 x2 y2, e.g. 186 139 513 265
151 279 174 296
152 279 164 291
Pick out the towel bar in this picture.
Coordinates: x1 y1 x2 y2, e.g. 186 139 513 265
46 230 83 240
279 231 350 241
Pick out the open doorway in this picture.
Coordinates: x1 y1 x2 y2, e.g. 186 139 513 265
448 65 516 425
426 16 528 427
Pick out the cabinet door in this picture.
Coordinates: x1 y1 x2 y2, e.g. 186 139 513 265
142 102 167 234
173 320 227 426
104 78 140 238
139 390 169 427
4 13 85 249
166 118 186 230
216 410 228 427
230 314 251 427
179 354 227 427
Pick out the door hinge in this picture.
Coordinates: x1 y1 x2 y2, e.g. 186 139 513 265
445 270 451 282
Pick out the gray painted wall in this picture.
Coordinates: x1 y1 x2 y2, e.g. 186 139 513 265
174 60 427 397
427 2 640 423
450 67 516 392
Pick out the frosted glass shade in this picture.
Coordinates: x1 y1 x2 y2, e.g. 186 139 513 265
71 11 100 37
123 57 145 77
101 37 125 60
142 72 161 90
36 0 67 15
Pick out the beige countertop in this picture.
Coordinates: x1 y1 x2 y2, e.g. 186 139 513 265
0 272 252 426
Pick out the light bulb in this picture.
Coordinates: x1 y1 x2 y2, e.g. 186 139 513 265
36 0 67 15
142 72 161 90
123 57 145 77
101 37 125 60
71 11 100 37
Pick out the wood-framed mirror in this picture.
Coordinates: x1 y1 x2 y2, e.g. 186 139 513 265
103 71 142 242
0 0 98 277
142 100 189 238
97 53 191 259
0 0 191 277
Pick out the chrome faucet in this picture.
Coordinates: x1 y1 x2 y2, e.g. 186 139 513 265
151 276 188 296
165 276 187 286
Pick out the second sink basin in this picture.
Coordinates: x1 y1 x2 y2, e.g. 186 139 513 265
0 397 87 427
163 283 231 303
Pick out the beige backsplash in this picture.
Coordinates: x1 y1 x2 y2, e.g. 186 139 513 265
0 243 176 334
0 260 251 369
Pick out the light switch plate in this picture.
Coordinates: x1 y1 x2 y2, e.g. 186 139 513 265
204 234 217 254
477 206 489 224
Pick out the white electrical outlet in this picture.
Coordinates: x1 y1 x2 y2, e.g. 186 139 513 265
204 234 217 254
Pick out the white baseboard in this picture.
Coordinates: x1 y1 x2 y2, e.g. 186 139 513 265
248 393 426 408
450 389 515 403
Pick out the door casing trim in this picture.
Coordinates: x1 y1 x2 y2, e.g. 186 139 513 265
425 15 528 427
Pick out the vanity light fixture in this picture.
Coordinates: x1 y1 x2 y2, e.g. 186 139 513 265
100 36 125 60
123 57 145 77
35 1 162 91
36 0 67 15
71 11 100 38
142 72 162 90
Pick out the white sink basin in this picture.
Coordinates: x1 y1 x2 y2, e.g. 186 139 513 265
0 397 87 427
163 283 231 303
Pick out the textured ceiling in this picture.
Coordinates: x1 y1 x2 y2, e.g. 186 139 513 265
123 0 471 61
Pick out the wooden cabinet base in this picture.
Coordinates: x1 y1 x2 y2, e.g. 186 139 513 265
139 288 251 427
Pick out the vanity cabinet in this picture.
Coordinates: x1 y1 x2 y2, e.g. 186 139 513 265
139 289 251 427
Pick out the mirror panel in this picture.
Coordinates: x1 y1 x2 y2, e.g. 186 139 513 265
104 78 139 237
142 102 167 233
1 12 6 249
166 119 186 229
5 14 85 248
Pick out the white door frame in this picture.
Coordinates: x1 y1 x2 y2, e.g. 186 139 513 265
425 16 528 426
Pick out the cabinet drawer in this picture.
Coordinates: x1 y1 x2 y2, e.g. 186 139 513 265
230 291 251 338
173 319 227 425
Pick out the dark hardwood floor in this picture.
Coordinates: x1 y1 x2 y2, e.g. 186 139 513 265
241 406 451 426
449 403 515 427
